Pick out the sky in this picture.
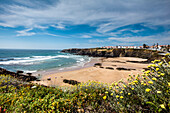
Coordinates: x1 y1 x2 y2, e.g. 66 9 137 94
0 0 170 49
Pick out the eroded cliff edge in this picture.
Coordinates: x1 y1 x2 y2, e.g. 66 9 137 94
61 48 163 62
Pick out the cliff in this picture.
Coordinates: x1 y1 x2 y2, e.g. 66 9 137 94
61 48 163 62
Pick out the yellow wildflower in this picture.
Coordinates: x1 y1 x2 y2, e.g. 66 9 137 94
120 96 124 99
116 95 119 98
128 83 131 85
145 70 150 74
152 64 156 67
52 102 55 106
133 80 138 83
116 86 119 89
156 68 159 71
123 84 126 88
147 65 151 68
105 91 108 94
157 91 162 94
128 93 131 95
131 88 134 90
148 81 153 84
161 73 165 76
115 83 118 86
144 83 147 86
109 86 113 89
142 70 145 72
103 96 107 100
165 53 170 56
152 77 157 81
110 93 113 96
145 88 151 92
158 62 163 66
120 91 123 94
160 104 166 109
168 82 170 87
154 60 160 62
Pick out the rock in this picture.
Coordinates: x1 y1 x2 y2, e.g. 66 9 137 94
143 68 150 71
27 73 32 76
63 79 80 85
0 67 37 82
116 67 136 71
17 70 24 74
105 67 114 70
94 63 102 67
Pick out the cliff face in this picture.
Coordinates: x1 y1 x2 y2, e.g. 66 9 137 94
61 48 162 62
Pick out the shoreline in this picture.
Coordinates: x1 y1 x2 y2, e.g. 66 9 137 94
32 57 149 87
32 57 102 78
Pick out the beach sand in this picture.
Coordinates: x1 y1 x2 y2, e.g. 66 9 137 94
32 57 149 86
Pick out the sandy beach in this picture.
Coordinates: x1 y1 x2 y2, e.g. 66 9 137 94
32 57 149 86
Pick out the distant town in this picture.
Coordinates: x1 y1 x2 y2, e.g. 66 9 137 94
100 44 170 52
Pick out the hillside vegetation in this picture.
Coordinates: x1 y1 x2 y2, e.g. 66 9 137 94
0 53 169 112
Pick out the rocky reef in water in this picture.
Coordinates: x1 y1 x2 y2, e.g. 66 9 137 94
61 48 164 62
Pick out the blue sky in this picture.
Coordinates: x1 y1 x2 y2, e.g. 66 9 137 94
0 0 170 49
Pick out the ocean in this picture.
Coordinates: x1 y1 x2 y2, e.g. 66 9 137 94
0 49 91 74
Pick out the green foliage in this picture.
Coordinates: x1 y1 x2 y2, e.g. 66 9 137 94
0 53 170 112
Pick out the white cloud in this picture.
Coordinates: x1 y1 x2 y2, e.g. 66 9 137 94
81 35 92 38
45 33 69 38
34 25 48 29
16 28 35 36
51 23 65 29
0 0 169 31
108 31 170 45
0 23 14 27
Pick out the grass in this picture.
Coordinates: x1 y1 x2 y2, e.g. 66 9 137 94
0 53 169 112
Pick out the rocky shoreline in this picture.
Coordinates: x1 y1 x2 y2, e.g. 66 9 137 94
61 48 164 62
0 68 37 82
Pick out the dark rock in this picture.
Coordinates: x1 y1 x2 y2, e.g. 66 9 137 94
126 60 148 64
116 67 135 71
106 67 114 70
0 67 37 82
94 63 102 67
63 79 80 85
17 70 24 74
143 68 150 71
47 78 51 81
111 61 126 63
27 73 32 76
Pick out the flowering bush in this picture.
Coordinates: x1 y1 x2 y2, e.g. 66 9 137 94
0 53 169 112
103 53 170 112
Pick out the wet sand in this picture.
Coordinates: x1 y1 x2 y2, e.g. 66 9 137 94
32 57 149 87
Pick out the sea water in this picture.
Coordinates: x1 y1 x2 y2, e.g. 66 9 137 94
0 49 91 73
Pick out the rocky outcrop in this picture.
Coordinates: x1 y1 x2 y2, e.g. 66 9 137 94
0 68 37 82
61 48 163 62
